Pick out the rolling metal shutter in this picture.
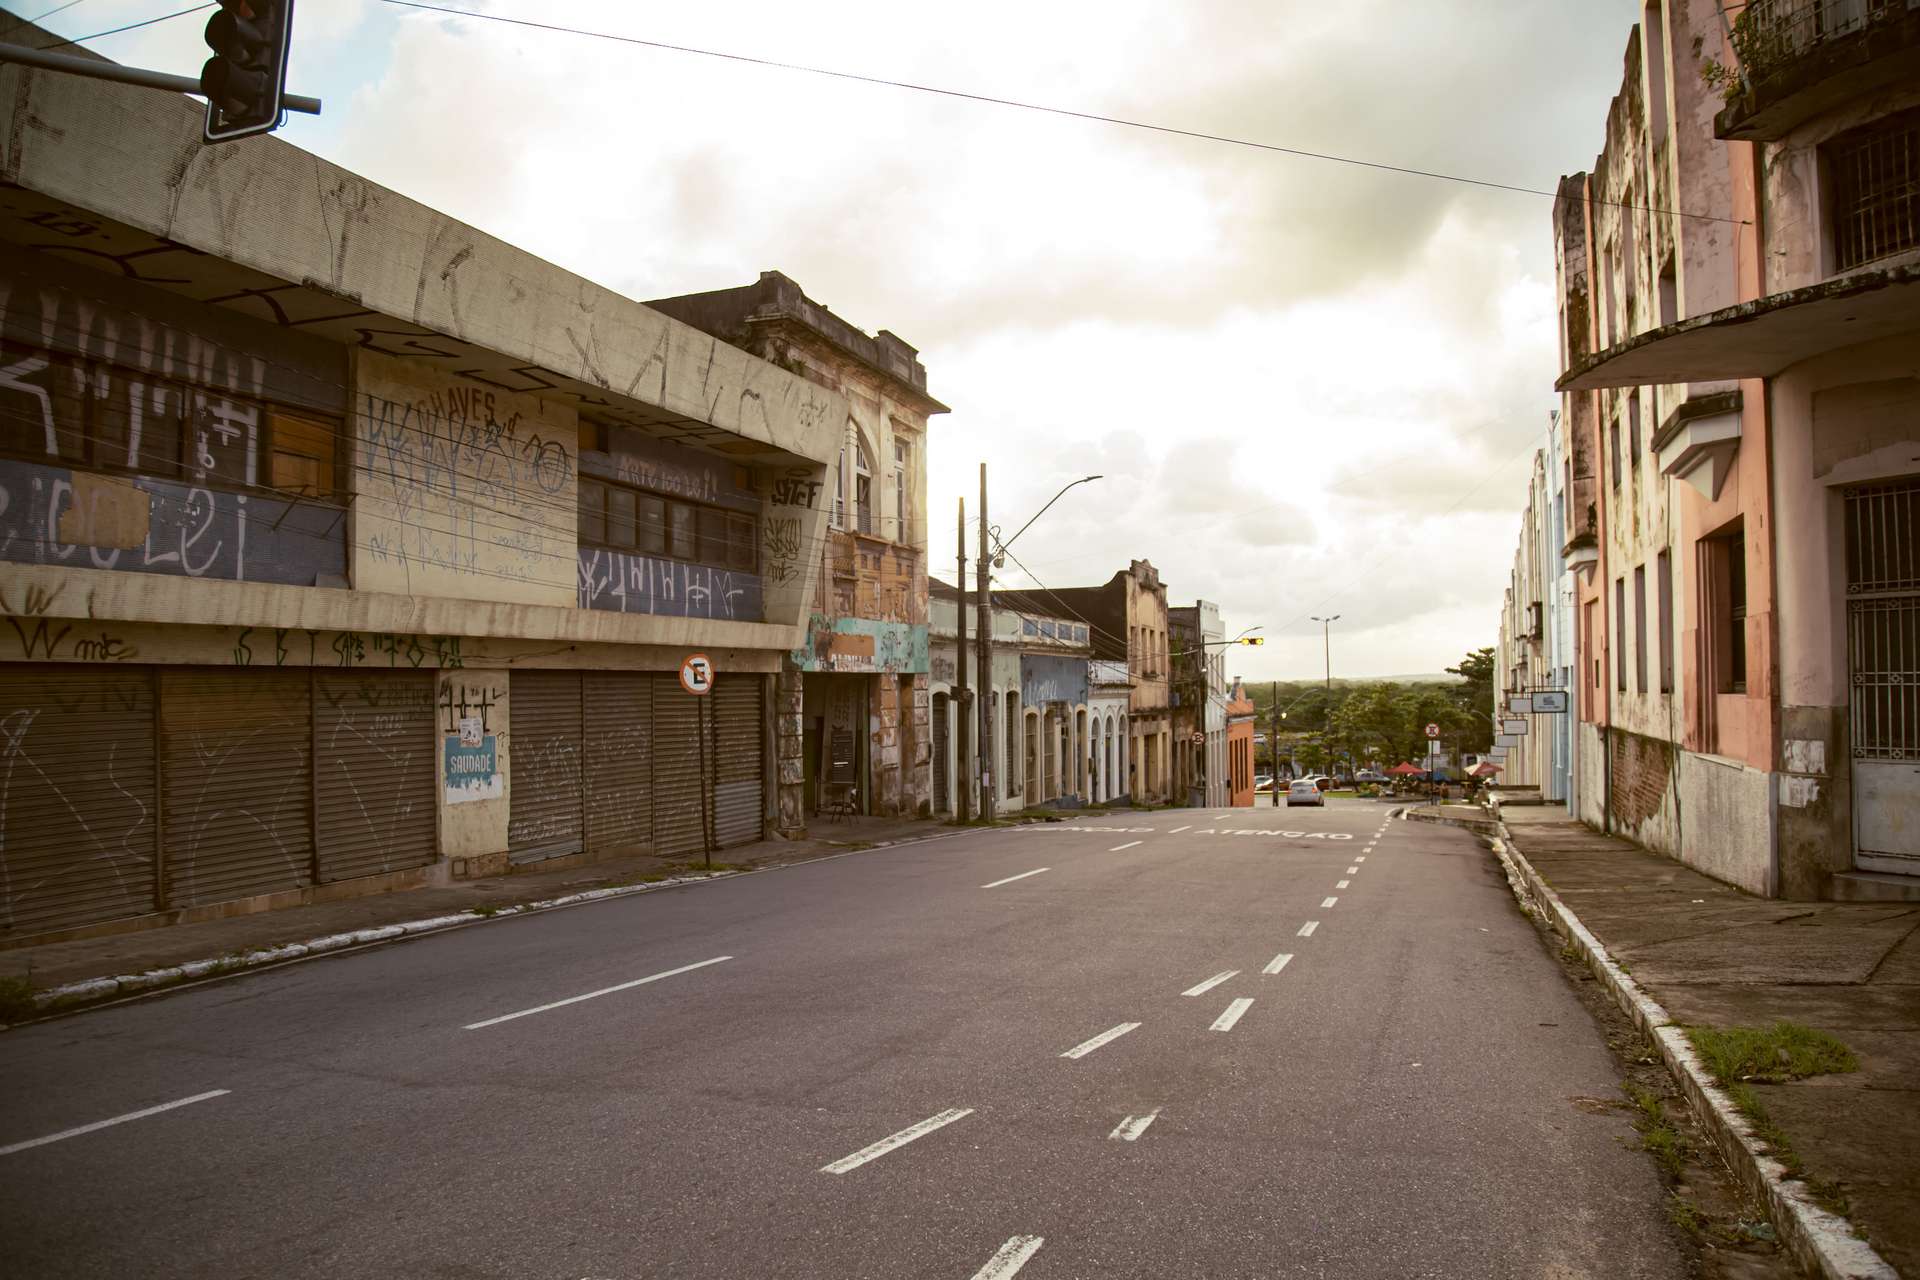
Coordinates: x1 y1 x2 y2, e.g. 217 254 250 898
508 671 584 863
652 676 708 859
0 668 158 936
585 672 653 853
712 677 764 848
931 694 949 815
160 669 313 908
314 671 437 883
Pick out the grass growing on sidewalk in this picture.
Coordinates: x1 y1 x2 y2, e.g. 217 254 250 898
1624 1083 1688 1178
1686 1021 1859 1215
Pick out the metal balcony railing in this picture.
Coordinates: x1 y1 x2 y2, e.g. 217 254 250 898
1731 0 1917 83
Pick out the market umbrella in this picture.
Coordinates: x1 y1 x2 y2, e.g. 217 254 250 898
1387 762 1426 776
1472 761 1503 777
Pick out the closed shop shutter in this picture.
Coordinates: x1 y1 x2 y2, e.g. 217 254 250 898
508 671 583 863
314 671 437 883
0 668 158 936
652 676 707 858
160 669 313 909
585 672 653 852
932 694 948 815
712 676 764 848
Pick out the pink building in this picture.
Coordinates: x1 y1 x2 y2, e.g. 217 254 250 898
1555 0 1919 899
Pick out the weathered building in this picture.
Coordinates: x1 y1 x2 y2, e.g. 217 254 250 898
0 63 843 942
1170 600 1229 808
1015 561 1172 803
1225 679 1258 808
1551 0 1920 898
648 273 947 828
1495 430 1574 808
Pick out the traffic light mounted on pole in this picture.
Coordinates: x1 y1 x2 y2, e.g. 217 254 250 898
201 0 296 144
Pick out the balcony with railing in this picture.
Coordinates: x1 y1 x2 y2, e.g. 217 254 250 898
1715 0 1920 141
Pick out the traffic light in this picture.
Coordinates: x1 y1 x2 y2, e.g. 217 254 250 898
1243 636 1265 646
200 0 295 144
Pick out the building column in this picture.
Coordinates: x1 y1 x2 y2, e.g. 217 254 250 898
774 666 806 839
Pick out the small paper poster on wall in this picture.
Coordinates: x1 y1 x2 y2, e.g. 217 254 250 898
445 733 502 804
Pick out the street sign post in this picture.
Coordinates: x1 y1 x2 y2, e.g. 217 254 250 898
1425 722 1440 739
679 653 714 695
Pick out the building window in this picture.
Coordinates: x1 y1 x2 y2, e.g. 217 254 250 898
892 438 909 543
1828 107 1920 271
0 340 341 501
1704 527 1748 695
1628 391 1642 470
831 444 847 530
1634 564 1648 694
1610 405 1622 486
578 477 756 572
853 435 874 535
1658 254 1678 328
1657 550 1673 693
1615 576 1627 692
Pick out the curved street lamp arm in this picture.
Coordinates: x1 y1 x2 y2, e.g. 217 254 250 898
994 474 1103 557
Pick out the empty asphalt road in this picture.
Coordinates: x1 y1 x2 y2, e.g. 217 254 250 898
0 799 1685 1278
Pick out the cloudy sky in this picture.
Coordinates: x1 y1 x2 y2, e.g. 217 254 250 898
10 0 1636 681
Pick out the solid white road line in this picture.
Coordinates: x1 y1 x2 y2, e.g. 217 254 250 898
981 867 1051 889
970 1236 1045 1280
1336 879 1350 889
1321 896 1339 908
464 956 732 1030
1168 825 1192 834
1108 1109 1161 1141
1062 1022 1141 1059
1298 921 1319 937
1181 970 1240 997
820 1107 974 1175
0 1089 231 1157
1109 840 1142 851
1262 952 1293 974
1211 997 1254 1032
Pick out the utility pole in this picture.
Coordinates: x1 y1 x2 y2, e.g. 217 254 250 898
978 464 994 822
956 497 971 823
1311 614 1340 774
1271 680 1282 806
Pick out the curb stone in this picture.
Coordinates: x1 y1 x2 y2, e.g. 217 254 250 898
1485 819 1898 1280
9 821 1002 1025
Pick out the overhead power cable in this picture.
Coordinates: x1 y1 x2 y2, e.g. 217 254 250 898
381 0 1749 228
26 1 212 51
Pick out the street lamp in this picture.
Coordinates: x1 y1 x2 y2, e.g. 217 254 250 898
977 471 1104 824
1310 614 1340 772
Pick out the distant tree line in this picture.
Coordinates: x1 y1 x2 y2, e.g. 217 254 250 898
1246 646 1495 774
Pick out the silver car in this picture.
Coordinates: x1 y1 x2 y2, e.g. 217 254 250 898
1286 779 1325 807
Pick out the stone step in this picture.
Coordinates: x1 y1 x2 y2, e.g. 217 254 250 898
1831 869 1920 902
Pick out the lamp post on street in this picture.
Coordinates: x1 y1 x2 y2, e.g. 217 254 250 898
1310 614 1340 774
977 472 1103 822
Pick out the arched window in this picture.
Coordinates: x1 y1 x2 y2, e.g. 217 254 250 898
832 443 847 531
853 431 875 535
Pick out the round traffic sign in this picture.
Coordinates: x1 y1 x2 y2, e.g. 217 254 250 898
1425 722 1440 738
679 653 714 695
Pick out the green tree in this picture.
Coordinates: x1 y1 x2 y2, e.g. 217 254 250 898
1446 646 1497 752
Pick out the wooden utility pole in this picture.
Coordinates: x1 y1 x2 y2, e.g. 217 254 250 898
956 497 971 822
1271 680 1282 806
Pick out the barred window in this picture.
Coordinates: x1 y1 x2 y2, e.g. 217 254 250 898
1828 107 1920 271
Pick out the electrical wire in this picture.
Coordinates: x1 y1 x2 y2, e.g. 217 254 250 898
28 0 212 51
380 0 1750 229
1 0 89 39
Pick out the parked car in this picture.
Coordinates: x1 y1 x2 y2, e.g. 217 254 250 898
1354 769 1389 785
1254 774 1276 793
1286 779 1325 807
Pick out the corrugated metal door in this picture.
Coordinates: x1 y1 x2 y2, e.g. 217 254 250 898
0 668 158 936
509 671 584 863
712 676 763 848
585 672 653 853
653 675 707 858
314 671 437 883
160 669 313 908
931 693 949 815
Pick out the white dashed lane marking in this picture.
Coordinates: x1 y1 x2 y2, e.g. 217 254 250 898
970 1236 1045 1279
1110 841 1143 852
1298 921 1320 937
1062 1022 1142 1060
1336 879 1350 888
1210 997 1254 1032
464 956 731 1030
1262 952 1293 975
1321 896 1339 908
1169 825 1192 834
1346 866 1359 874
819 1107 974 1174
982 867 1050 889
1108 1109 1161 1141
1182 970 1240 997
0 1090 231 1157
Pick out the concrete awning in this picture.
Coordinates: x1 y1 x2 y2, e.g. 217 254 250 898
1558 265 1920 392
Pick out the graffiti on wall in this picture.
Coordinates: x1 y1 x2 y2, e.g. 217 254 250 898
0 458 346 586
577 548 763 621
356 351 575 603
1021 653 1090 707
790 615 929 674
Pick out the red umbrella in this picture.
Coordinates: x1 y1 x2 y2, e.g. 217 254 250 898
1387 761 1426 776
1471 761 1503 777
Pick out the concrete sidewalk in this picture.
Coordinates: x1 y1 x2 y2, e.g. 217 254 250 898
1497 808 1919 1278
0 813 972 1000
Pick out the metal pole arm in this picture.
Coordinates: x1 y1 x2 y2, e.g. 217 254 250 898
0 43 323 114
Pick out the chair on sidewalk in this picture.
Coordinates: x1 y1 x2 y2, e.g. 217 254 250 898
821 728 859 820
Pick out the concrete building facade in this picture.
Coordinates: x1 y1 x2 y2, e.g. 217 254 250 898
1548 0 1920 899
1170 600 1229 808
0 65 843 942
1225 679 1258 808
648 273 948 830
1495 429 1575 810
